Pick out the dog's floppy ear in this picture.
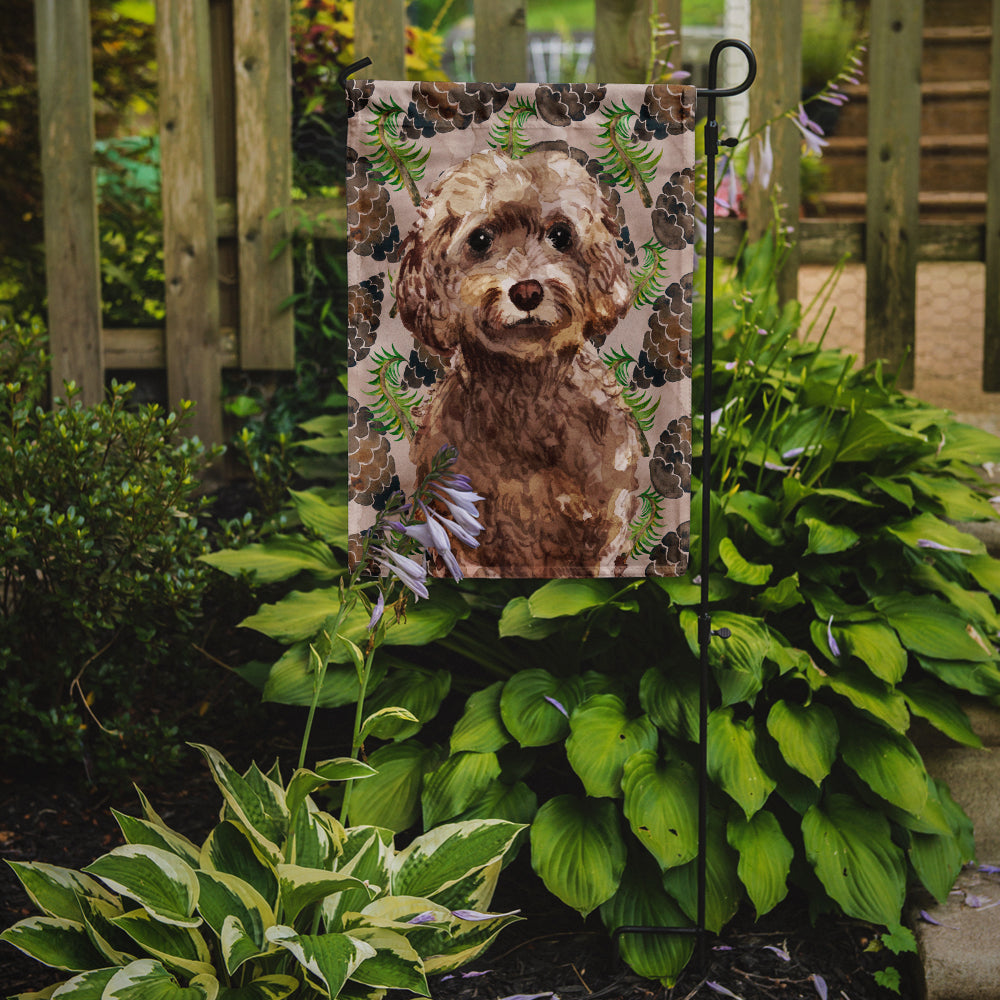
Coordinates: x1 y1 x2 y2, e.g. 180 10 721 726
396 225 461 358
581 201 631 340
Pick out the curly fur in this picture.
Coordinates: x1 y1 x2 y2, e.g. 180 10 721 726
397 150 643 577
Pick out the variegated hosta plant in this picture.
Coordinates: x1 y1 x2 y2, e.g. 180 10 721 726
1 744 523 1000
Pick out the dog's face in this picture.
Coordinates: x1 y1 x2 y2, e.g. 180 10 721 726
397 151 631 365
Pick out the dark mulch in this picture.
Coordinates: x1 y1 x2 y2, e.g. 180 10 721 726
1 749 915 1000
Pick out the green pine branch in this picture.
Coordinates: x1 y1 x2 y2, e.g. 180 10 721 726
365 346 424 441
630 487 666 557
631 239 669 309
488 98 538 158
364 98 430 206
594 101 661 207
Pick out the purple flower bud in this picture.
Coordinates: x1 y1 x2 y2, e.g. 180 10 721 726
407 911 438 925
827 616 841 658
544 695 569 717
812 974 828 1000
367 590 385 631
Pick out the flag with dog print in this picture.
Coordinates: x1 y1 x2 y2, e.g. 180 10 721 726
347 81 695 579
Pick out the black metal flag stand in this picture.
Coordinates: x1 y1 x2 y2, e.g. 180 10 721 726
612 38 756 971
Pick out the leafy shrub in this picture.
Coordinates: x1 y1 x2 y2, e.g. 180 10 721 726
1 743 524 998
212 233 1000 984
0 317 220 782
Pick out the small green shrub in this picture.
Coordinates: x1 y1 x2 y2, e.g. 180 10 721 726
1 744 524 998
0 317 220 782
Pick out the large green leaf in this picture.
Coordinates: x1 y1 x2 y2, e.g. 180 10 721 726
638 663 699 742
901 680 982 748
802 794 906 926
807 660 910 732
839 718 928 817
111 909 214 978
199 822 278 910
346 926 428 994
243 588 468 646
707 708 775 818
191 746 287 863
112 812 201 868
346 740 442 832
727 811 793 918
660 811 741 933
803 517 859 556
421 751 502 828
260 644 387 709
680 610 771 706
200 536 341 584
527 578 618 618
530 795 626 917
216 976 299 1000
906 472 998 522
285 759 376 822
362 667 451 740
599 853 694 987
718 537 772 586
621 751 698 871
265 926 374 997
392 820 524 900
450 682 511 754
497 597 564 639
83 846 200 928
886 511 985 556
288 488 348 544
499 670 584 747
834 410 927 463
103 959 218 1000
765 700 838 786
565 695 657 798
276 865 373 925
0 916 107 972
195 871 273 974
916 655 1000 697
874 594 995 662
33 967 117 998
452 779 538 827
834 621 907 684
4 862 117 923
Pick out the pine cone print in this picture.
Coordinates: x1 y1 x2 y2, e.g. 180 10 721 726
403 82 511 136
400 342 446 389
348 275 384 367
345 80 374 117
634 275 693 387
649 416 692 499
633 85 696 139
646 520 690 577
652 167 696 249
349 396 399 510
535 84 606 126
346 150 401 262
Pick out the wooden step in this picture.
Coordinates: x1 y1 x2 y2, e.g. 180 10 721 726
830 80 991 137
922 25 993 83
813 189 987 222
921 0 992 28
822 134 989 193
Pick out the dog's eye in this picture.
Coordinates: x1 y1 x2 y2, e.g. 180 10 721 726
467 227 495 254
546 222 573 252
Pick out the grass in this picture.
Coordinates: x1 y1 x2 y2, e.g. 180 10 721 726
414 0 725 35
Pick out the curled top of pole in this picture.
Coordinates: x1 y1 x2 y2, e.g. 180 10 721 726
337 57 373 90
696 39 756 100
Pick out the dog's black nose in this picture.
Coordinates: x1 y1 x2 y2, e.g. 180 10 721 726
509 280 544 313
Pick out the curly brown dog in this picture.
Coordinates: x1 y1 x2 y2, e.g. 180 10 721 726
396 149 643 577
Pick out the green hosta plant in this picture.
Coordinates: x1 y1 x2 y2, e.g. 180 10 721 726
342 232 999 985
1 744 523 999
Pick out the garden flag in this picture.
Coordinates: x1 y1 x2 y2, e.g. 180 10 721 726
347 81 695 579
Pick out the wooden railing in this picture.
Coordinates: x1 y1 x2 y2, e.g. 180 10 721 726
32 0 1000 445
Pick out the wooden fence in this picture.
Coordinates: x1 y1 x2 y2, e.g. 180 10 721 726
33 0 1000 445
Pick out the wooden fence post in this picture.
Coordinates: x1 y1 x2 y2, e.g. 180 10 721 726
474 0 527 80
157 0 223 445
864 0 923 389
34 0 104 405
233 0 294 370
594 0 661 84
355 0 406 80
747 0 801 306
983 0 1000 390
